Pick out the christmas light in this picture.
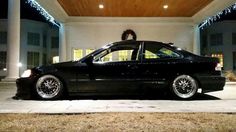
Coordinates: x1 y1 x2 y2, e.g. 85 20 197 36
199 3 236 29
26 0 60 27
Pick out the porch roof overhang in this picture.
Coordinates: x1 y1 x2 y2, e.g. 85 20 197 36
35 0 236 25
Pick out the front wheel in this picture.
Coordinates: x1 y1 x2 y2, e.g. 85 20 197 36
35 75 64 100
171 75 198 100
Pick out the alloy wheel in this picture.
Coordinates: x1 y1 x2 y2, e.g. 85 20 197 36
36 75 62 99
172 75 198 99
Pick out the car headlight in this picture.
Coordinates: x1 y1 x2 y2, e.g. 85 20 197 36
21 70 32 78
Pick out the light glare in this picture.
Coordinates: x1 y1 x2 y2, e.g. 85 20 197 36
177 48 182 51
21 70 32 78
163 5 168 9
99 4 104 9
17 63 22 67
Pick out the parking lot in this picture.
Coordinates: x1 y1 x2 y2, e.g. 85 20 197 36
0 82 236 113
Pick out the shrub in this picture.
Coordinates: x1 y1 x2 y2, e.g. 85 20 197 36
224 71 236 82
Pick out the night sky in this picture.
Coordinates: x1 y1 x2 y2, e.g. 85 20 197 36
1 0 50 24
217 9 236 21
0 0 236 24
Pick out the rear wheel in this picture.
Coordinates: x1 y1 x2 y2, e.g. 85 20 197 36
35 75 64 100
171 75 198 100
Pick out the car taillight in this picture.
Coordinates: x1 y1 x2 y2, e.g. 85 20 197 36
215 63 222 71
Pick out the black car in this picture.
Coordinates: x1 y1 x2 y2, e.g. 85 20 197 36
16 40 225 100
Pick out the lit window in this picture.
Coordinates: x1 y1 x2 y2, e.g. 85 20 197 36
73 49 83 61
86 49 94 55
211 53 223 67
145 50 158 59
94 43 139 62
118 50 128 61
94 50 112 62
102 53 112 62
53 56 59 64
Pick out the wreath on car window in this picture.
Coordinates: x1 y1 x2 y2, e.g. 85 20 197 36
121 29 137 40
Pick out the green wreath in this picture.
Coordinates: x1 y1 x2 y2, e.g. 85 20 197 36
121 29 137 40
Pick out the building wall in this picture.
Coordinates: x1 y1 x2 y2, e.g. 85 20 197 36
1 18 197 77
65 20 195 60
0 19 59 77
200 21 236 71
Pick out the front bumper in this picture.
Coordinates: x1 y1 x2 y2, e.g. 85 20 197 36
197 75 226 93
15 78 34 99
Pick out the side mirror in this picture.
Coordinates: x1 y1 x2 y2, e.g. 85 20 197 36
84 55 93 64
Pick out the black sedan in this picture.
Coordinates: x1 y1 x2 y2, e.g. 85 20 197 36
16 40 225 100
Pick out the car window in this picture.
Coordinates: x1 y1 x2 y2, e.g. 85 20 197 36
94 43 140 62
94 50 109 61
144 43 181 59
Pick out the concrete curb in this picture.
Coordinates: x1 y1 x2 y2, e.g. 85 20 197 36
226 82 236 85
0 82 15 84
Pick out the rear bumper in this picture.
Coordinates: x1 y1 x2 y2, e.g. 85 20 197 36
15 78 34 99
197 75 226 93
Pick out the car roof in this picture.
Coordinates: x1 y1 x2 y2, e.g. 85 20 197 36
111 40 172 46
110 40 192 57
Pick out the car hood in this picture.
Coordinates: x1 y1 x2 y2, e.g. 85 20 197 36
51 61 78 67
32 61 80 74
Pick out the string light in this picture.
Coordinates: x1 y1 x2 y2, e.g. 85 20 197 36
26 0 60 27
199 3 236 29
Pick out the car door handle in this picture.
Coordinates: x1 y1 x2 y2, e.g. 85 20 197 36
127 65 138 70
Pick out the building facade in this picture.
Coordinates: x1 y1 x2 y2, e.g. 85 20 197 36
0 19 59 78
200 21 236 71
1 0 235 80
64 18 196 61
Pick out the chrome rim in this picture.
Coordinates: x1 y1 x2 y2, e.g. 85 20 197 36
36 75 61 99
172 75 197 99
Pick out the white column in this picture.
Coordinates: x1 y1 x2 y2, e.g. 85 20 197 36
4 0 21 81
193 25 200 55
59 23 67 62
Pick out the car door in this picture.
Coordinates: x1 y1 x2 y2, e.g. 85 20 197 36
139 42 183 92
90 42 142 95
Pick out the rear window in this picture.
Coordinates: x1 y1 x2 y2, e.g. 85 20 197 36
144 43 181 59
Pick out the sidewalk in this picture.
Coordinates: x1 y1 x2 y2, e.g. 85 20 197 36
226 81 236 85
0 82 236 113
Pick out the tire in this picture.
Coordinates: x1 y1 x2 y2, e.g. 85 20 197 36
171 75 198 100
35 75 64 100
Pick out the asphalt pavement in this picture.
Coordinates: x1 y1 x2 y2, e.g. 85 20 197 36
0 82 236 113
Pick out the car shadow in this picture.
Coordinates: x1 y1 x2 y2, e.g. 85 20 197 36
195 93 221 100
66 93 221 101
11 91 221 101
